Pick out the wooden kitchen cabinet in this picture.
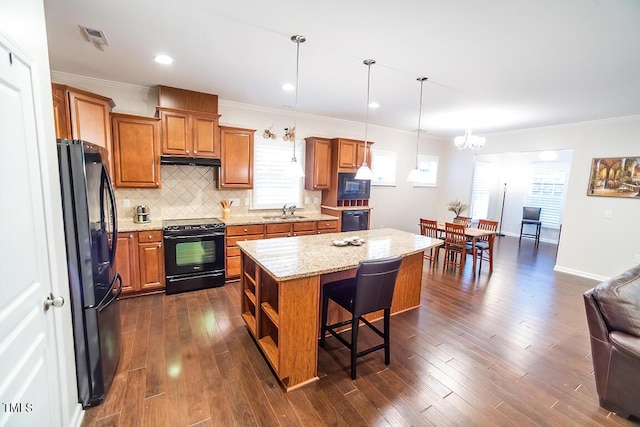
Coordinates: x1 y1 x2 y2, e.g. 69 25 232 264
116 230 165 297
219 126 255 189
137 231 165 292
304 137 331 190
114 232 139 294
52 84 114 151
225 224 265 279
158 107 220 158
111 113 161 188
332 138 373 172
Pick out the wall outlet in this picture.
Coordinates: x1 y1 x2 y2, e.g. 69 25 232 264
635 254 640 264
603 209 613 218
304 196 310 205
229 198 240 207
122 198 130 208
313 197 320 205
244 197 250 206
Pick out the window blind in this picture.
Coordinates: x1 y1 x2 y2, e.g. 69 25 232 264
470 161 492 219
524 162 569 228
252 138 303 209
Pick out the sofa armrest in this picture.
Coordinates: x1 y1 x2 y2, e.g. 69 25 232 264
610 331 640 358
584 288 610 342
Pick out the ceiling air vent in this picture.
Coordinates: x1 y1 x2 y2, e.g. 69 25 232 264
80 26 109 46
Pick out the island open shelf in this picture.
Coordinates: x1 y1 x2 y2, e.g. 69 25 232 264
237 228 443 391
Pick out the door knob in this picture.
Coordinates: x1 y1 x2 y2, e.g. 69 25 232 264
44 293 65 311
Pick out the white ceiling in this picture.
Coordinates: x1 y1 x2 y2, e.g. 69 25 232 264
43 0 640 137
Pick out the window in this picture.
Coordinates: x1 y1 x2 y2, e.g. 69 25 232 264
524 162 569 228
413 155 438 187
371 149 397 186
252 138 304 209
470 161 493 219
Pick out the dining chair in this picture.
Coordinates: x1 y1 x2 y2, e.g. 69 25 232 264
457 216 472 227
475 219 498 273
520 207 542 247
319 256 403 379
419 218 442 266
443 222 472 272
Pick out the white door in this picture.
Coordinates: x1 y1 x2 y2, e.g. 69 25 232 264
0 37 63 426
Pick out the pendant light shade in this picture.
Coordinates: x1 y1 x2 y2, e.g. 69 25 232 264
355 59 375 180
407 77 428 183
285 34 305 178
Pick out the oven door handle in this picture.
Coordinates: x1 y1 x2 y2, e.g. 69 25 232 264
163 233 225 240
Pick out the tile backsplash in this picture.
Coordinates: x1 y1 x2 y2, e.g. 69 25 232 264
115 165 321 221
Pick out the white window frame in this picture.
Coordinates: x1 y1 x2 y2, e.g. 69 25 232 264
371 149 397 186
413 155 439 187
469 160 493 219
251 137 304 210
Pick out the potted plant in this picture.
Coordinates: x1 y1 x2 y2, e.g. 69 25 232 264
447 199 469 223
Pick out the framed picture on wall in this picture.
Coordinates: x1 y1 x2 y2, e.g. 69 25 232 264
587 156 640 198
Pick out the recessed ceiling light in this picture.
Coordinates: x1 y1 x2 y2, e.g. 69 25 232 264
282 83 295 91
154 54 173 65
368 102 379 109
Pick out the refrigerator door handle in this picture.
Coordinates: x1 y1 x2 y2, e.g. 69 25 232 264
102 164 118 265
88 273 122 310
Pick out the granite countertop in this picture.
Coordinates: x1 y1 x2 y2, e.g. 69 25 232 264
222 213 338 226
237 228 443 281
118 219 164 232
117 213 339 232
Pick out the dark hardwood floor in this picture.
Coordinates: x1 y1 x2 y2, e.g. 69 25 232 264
81 236 638 426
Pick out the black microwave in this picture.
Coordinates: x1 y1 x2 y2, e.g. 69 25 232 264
337 173 371 200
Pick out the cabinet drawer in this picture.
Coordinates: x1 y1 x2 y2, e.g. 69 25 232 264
226 234 264 248
317 220 338 230
266 223 292 234
226 224 264 237
317 228 338 234
138 230 162 243
226 246 241 258
293 221 316 232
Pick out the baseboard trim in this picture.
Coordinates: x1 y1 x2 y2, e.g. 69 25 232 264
553 265 609 282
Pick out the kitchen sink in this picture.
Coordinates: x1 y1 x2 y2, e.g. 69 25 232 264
263 215 306 220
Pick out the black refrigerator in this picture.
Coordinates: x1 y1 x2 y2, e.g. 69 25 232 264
57 139 122 408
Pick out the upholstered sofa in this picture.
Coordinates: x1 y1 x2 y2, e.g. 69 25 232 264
583 264 640 419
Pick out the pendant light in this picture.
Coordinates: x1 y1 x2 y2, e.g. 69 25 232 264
355 59 375 180
407 77 428 183
284 34 305 178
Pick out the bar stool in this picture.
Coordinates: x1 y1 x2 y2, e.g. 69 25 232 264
319 256 403 379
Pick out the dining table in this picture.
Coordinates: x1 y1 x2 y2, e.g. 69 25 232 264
437 222 497 273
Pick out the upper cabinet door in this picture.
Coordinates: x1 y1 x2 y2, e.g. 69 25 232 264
68 90 112 151
219 126 255 189
356 142 372 168
305 137 331 190
111 113 161 188
338 139 358 168
51 84 70 139
159 109 190 156
191 112 220 158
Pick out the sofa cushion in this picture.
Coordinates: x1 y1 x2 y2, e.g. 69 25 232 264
594 264 640 337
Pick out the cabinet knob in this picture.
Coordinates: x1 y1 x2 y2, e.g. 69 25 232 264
186 150 190 154
156 182 159 186
158 244 162 248
194 150 198 154
130 234 133 238
148 234 152 240
244 228 248 232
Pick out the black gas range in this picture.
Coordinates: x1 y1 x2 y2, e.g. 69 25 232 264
163 218 226 295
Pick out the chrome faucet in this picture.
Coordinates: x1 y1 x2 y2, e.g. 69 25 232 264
282 204 297 217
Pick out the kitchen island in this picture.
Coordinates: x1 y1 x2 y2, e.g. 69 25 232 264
236 228 442 390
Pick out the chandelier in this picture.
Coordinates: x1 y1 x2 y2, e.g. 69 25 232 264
454 129 486 150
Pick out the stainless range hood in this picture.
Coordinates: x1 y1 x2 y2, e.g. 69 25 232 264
160 156 221 167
